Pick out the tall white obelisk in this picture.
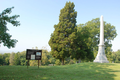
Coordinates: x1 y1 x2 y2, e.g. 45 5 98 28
93 15 109 63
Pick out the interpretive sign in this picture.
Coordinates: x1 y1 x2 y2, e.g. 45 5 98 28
26 49 42 60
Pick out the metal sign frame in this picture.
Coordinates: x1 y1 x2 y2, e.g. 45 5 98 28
26 49 42 68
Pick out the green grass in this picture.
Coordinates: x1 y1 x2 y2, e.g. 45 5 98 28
0 63 120 80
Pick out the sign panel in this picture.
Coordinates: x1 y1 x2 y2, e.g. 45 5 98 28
36 52 41 56
31 55 35 60
26 49 42 60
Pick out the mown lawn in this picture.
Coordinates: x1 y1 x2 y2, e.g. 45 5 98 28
0 62 120 80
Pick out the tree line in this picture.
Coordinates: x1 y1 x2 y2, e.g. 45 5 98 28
0 47 82 66
0 48 120 66
0 1 117 65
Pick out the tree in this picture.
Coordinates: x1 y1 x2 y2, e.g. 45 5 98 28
2 53 10 65
77 18 117 61
20 58 27 66
29 60 38 66
0 54 3 65
41 49 49 65
18 51 27 66
9 52 15 65
55 59 61 65
0 7 20 48
5 57 10 65
71 25 94 62
105 47 113 63
49 1 77 65
48 57 56 64
14 53 20 65
112 50 120 63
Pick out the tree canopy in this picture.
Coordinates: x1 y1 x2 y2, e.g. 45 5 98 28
0 7 20 48
71 25 94 62
49 1 77 65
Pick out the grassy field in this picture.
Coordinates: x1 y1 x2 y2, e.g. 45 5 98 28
0 62 120 80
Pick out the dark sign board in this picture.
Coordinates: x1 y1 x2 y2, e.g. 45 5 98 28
26 49 42 60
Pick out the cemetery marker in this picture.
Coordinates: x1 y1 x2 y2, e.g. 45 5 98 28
93 15 109 63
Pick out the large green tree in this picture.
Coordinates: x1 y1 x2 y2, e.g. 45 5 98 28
0 7 20 48
49 1 77 65
77 18 117 62
71 25 94 62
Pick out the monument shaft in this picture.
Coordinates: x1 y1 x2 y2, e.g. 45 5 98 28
100 16 104 45
93 15 109 63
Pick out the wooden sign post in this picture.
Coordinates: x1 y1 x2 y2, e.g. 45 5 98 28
27 60 29 69
38 60 39 68
26 49 42 69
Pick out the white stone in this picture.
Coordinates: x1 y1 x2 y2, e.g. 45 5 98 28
99 15 104 45
93 15 109 63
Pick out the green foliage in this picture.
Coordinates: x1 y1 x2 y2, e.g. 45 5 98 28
3 53 10 65
0 54 3 65
48 57 56 64
9 52 15 65
77 18 117 61
30 60 38 66
41 49 49 65
49 1 77 65
112 50 120 63
71 25 94 62
69 59 76 64
105 47 113 63
55 59 61 65
5 57 9 65
0 7 20 48
0 53 10 65
20 58 27 66
18 51 27 66
14 53 20 65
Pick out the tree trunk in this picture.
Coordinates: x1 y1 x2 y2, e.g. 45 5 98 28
78 58 81 63
62 58 64 65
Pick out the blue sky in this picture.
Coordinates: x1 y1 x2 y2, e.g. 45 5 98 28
0 0 120 53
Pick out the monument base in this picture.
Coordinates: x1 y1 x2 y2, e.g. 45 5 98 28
93 45 109 63
93 60 109 63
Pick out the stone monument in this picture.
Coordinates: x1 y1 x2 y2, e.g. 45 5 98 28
93 15 109 63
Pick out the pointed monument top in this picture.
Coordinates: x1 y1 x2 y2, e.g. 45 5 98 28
101 15 103 18
100 15 103 22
